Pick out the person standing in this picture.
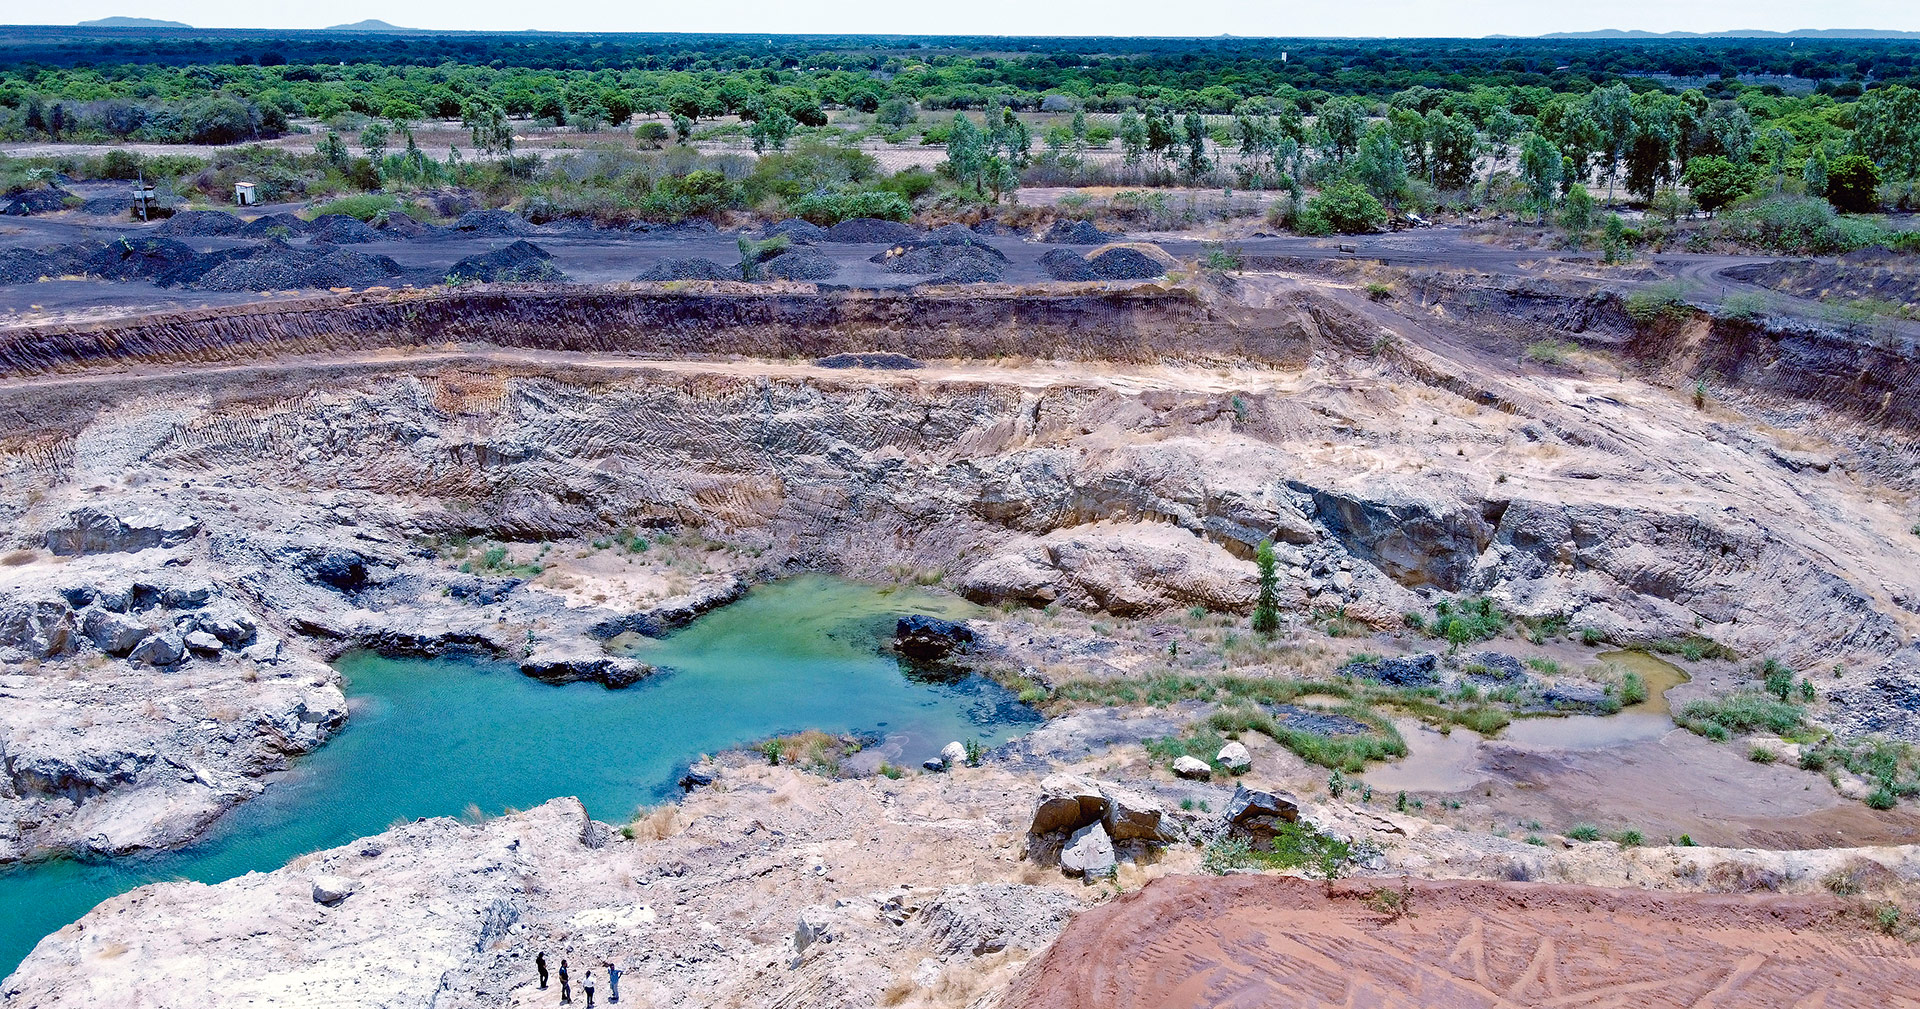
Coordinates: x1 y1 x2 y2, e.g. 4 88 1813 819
582 968 596 1009
559 959 571 1004
605 961 620 1004
536 951 549 990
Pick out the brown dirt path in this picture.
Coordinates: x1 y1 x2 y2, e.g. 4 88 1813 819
1002 874 1918 1009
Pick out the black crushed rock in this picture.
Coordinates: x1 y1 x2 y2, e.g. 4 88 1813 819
1343 653 1441 687
184 241 409 291
0 248 67 284
239 213 310 238
816 352 922 370
970 219 1005 236
1266 704 1374 736
372 212 444 239
449 209 540 237
1039 248 1098 281
155 210 245 236
2 187 76 215
634 257 738 282
916 257 1005 284
762 218 825 243
1040 219 1124 244
79 194 135 216
1464 652 1529 681
821 218 916 244
82 237 206 282
307 214 385 244
759 249 837 281
445 240 568 283
872 243 1005 276
1087 247 1166 280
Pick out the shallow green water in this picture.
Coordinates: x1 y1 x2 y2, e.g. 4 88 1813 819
0 576 1034 978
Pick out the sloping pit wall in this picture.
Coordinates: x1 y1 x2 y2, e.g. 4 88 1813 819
0 285 1322 377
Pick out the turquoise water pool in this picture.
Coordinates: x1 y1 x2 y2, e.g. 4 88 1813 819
0 576 1035 978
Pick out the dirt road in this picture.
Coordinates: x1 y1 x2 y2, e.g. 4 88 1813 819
1004 874 1918 1009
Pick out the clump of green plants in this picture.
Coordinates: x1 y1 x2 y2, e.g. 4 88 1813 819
1566 824 1602 842
1524 339 1576 365
1623 281 1691 325
1647 635 1738 662
877 762 905 780
1364 281 1393 300
1203 820 1363 891
1425 597 1506 646
1611 828 1645 847
1201 242 1244 271
1759 657 1797 702
1748 744 1778 764
1676 691 1805 740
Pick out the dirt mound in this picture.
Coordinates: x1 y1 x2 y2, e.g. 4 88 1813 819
79 195 135 216
815 352 922 369
155 210 245 236
762 219 825 243
1724 259 1918 310
2 186 76 216
1040 219 1125 244
306 215 385 244
821 218 916 244
449 209 540 237
759 249 837 281
445 240 567 283
634 258 738 282
1039 248 1098 281
184 241 408 291
239 213 309 238
1005 875 1915 1009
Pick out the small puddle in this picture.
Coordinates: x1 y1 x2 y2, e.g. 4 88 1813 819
1499 651 1689 750
1596 649 1691 716
1363 719 1487 793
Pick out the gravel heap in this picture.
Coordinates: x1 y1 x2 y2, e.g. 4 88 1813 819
0 247 75 284
2 186 75 215
1087 247 1166 279
633 258 739 281
1039 248 1098 281
762 219 826 243
444 240 568 283
815 352 923 369
449 209 540 237
79 195 135 216
373 213 445 239
184 241 410 291
1040 219 1125 244
155 210 245 236
873 243 1005 277
82 237 208 283
821 218 916 243
759 248 838 280
917 257 1005 284
307 215 385 244
239 214 310 238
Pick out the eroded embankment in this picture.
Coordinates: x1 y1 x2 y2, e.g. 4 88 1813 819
0 283 1327 378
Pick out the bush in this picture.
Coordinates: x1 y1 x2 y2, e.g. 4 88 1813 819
1677 691 1805 738
308 193 398 221
1720 196 1886 254
1298 180 1385 235
1624 281 1691 325
787 189 911 225
1567 824 1601 841
1428 597 1506 645
1825 154 1882 213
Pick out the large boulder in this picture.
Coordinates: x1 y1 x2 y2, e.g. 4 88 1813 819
0 594 76 658
1059 822 1116 878
128 630 186 667
82 608 148 656
894 615 975 660
1226 784 1300 826
940 740 969 767
1100 783 1170 842
311 875 358 906
1217 741 1253 773
1172 755 1212 780
46 507 200 555
1029 773 1110 835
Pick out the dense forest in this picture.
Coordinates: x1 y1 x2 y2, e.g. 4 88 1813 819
1 30 1915 247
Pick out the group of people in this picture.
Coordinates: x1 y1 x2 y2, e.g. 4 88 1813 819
534 952 619 1007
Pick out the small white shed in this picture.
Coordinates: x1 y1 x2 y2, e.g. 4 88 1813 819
234 181 258 206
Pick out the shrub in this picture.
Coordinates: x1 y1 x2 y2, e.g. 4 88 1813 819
1298 180 1385 234
308 193 398 221
1867 785 1899 810
1624 282 1691 325
1748 745 1777 764
1428 597 1506 645
1677 691 1804 738
1525 339 1575 365
787 189 911 225
1759 658 1796 702
1567 824 1601 841
1825 154 1882 213
1719 291 1769 320
1612 828 1644 847
1720 196 1885 254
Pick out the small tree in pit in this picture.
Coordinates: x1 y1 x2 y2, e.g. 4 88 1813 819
1252 538 1280 635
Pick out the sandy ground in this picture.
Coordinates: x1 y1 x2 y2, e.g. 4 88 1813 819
1003 874 1920 1009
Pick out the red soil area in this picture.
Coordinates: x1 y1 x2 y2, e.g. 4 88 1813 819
1003 874 1918 1008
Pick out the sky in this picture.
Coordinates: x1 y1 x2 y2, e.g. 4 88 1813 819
35 0 1920 37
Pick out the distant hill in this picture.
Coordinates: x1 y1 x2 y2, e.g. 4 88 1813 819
1533 28 1920 39
322 19 421 32
77 16 192 28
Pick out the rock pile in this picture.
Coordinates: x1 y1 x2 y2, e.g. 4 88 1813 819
822 218 916 243
155 210 245 236
759 248 836 281
634 257 738 282
1039 219 1124 244
445 240 567 283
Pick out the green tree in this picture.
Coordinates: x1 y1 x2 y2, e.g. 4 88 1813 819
1519 132 1563 222
944 113 987 193
1681 156 1753 215
1802 147 1829 196
318 131 350 168
748 106 796 153
1118 110 1148 168
1355 121 1409 207
358 122 390 161
1852 84 1920 183
1316 96 1366 163
1825 154 1882 212
1585 82 1636 203
1559 183 1594 231
1300 180 1386 234
1252 539 1280 635
1181 111 1213 181
671 113 694 143
462 102 513 156
876 98 917 130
